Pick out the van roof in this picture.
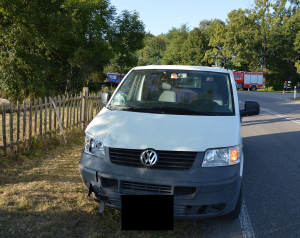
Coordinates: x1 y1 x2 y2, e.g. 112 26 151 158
132 65 230 73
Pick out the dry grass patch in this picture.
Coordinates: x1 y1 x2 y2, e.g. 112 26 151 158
0 128 205 238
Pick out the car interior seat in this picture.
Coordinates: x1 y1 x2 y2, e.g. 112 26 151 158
158 82 177 102
202 81 223 106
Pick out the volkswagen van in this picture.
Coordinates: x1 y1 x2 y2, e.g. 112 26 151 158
79 65 260 220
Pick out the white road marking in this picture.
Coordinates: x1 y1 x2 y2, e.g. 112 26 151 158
239 101 300 125
239 199 255 238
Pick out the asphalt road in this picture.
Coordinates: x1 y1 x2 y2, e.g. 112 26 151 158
197 91 300 238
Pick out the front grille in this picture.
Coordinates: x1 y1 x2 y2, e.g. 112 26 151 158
175 186 196 195
121 181 172 194
109 148 197 171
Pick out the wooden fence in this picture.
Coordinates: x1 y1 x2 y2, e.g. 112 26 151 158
0 89 103 157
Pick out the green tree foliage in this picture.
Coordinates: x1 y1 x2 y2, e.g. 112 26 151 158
182 27 210 66
0 0 74 99
222 9 260 72
0 0 145 101
201 19 230 67
110 10 145 74
66 0 116 88
136 32 166 66
223 0 300 88
162 24 189 65
135 0 300 89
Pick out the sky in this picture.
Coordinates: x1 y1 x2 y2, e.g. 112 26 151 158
110 0 254 36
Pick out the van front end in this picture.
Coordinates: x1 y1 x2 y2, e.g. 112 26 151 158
78 65 259 220
79 146 243 220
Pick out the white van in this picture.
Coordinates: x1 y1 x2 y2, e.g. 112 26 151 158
79 65 259 220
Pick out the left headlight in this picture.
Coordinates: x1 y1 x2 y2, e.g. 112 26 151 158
202 145 241 167
84 135 105 159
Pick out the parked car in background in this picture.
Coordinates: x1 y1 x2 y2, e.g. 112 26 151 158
106 72 126 83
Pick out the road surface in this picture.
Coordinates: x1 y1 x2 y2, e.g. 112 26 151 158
197 91 300 238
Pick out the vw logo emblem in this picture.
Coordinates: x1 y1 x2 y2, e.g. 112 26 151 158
140 149 158 166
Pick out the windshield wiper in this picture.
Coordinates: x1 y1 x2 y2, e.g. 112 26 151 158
150 107 218 116
107 105 160 113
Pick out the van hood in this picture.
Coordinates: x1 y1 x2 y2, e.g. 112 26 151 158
85 107 240 151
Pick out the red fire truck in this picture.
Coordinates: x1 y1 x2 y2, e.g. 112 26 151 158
233 72 264 91
106 72 126 83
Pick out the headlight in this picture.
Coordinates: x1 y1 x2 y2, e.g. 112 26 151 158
202 145 240 167
84 135 105 158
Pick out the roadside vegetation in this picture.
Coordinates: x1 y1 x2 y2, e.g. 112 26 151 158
1 0 300 105
0 128 214 238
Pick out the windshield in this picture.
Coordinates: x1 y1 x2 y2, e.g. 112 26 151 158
108 69 235 116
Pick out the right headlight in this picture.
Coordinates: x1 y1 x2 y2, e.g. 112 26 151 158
84 135 105 159
202 145 240 167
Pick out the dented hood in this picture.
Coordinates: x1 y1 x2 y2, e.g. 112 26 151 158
85 107 240 151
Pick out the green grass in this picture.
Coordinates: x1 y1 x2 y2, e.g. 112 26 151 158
0 128 206 238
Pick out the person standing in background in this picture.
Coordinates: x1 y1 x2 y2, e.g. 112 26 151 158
284 81 287 91
297 82 300 93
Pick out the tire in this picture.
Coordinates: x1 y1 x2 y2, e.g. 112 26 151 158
223 184 243 220
250 85 256 91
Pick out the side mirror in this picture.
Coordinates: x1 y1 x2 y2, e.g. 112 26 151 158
101 91 112 107
240 101 260 117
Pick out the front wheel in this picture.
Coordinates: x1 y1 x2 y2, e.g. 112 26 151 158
223 184 243 220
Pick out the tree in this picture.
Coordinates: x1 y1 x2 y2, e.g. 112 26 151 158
67 0 116 87
182 27 210 66
222 1 300 88
136 32 166 66
0 0 71 99
162 24 189 65
222 9 261 72
200 19 229 67
111 10 145 74
0 0 117 100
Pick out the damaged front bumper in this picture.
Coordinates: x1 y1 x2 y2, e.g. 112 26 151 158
79 150 242 220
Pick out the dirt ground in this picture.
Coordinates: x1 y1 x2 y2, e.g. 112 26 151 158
0 129 207 238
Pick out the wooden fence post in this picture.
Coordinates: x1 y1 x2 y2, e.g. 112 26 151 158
29 100 32 151
97 92 100 113
69 94 73 127
66 94 69 129
49 96 52 138
39 98 42 137
73 93 76 128
80 92 82 126
58 95 61 127
91 93 94 119
87 93 90 122
76 95 79 127
44 97 47 138
54 97 57 131
23 101 27 150
34 99 37 136
83 87 88 128
62 95 65 129
51 98 67 144
2 105 6 156
17 102 20 155
9 104 13 157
